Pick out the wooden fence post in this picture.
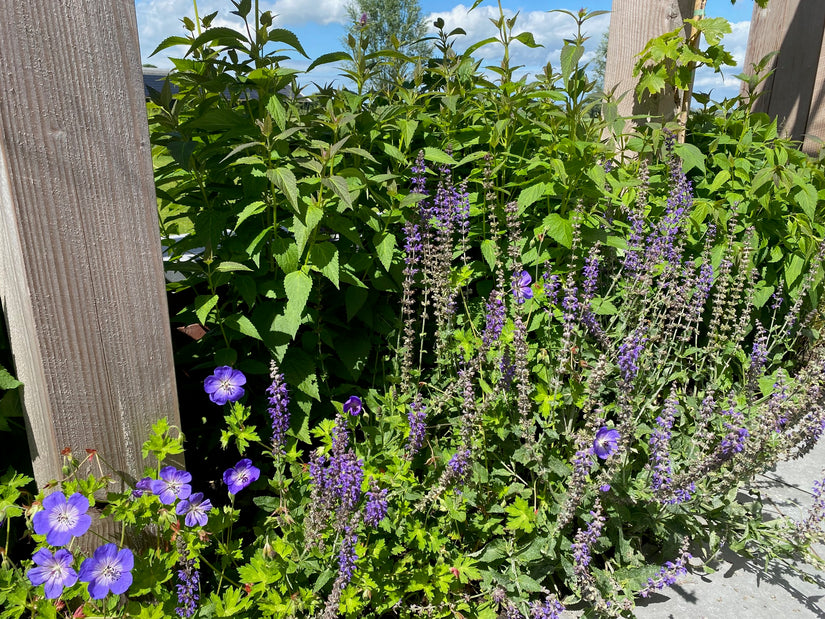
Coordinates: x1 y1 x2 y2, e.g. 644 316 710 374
604 0 695 129
0 1 181 493
741 0 825 154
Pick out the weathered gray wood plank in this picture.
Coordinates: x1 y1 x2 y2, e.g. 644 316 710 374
742 0 825 153
603 0 695 129
0 0 181 492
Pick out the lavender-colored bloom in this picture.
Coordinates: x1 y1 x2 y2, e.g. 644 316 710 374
311 417 364 512
617 328 647 383
175 492 213 527
132 477 153 498
447 448 472 485
593 427 619 459
482 289 506 348
359 11 367 26
572 501 605 580
343 395 362 416
267 361 290 449
223 459 260 494
513 270 533 304
582 252 599 300
639 547 691 598
78 544 134 599
499 352 515 389
406 396 427 455
27 548 78 599
720 425 749 457
32 492 92 547
203 366 246 405
542 269 560 306
650 396 675 495
364 482 388 527
176 539 199 617
529 596 565 619
150 467 192 505
749 322 769 378
338 525 358 585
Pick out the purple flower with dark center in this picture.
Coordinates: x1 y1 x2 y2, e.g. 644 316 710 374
203 366 246 405
175 492 213 527
26 548 78 599
223 459 260 494
150 467 192 505
513 270 533 304
593 427 620 459
267 361 290 449
364 482 389 527
343 395 362 416
79 544 133 599
32 492 92 547
359 11 368 26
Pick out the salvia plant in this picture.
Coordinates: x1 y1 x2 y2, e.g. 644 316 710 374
4 1 825 618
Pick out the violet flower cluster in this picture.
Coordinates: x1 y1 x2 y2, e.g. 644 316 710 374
267 360 290 450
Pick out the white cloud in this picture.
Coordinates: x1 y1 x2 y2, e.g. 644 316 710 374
271 0 349 25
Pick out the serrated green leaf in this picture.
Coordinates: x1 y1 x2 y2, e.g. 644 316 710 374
267 27 309 58
306 51 353 73
480 239 497 270
282 271 312 338
234 201 267 230
225 314 262 340
272 236 299 273
282 347 320 400
266 96 287 132
373 232 396 271
543 214 572 248
422 147 457 166
195 294 219 325
517 183 545 209
268 167 299 213
310 242 339 288
216 261 253 273
321 175 352 210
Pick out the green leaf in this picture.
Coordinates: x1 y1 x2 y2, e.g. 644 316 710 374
673 143 705 174
505 496 536 534
480 239 497 270
310 242 339 288
513 31 541 48
234 201 267 230
517 183 545 209
543 214 572 249
705 170 730 194
0 366 22 391
785 253 805 289
306 51 352 73
188 27 249 52
225 314 262 340
266 96 287 132
345 287 368 321
422 147 457 166
267 167 300 213
321 175 352 210
796 183 818 220
194 294 219 325
283 271 312 337
215 261 253 273
373 232 396 271
272 236 300 273
282 347 320 400
267 28 309 58
150 35 192 57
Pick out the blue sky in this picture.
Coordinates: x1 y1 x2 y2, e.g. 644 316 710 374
135 0 756 99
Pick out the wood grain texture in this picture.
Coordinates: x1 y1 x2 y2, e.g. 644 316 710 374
0 1 181 492
743 0 825 152
604 0 695 126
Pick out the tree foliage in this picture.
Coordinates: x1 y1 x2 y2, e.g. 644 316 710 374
344 0 432 88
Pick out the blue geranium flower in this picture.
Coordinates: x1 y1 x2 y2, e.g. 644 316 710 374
79 544 134 599
204 366 246 405
26 548 78 598
32 492 92 547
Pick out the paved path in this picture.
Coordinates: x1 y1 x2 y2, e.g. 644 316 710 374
633 440 825 618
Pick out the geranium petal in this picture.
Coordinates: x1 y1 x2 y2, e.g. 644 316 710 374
109 570 133 595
